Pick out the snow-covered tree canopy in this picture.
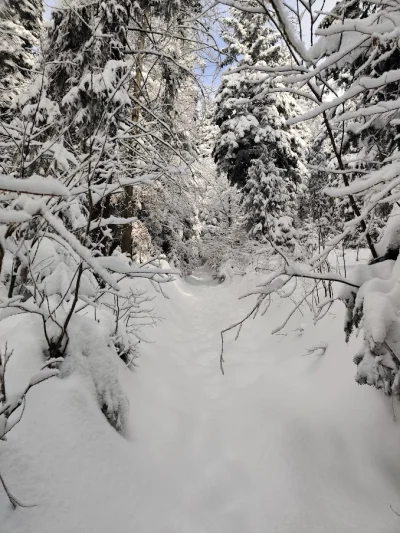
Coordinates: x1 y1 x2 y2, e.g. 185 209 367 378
0 0 43 112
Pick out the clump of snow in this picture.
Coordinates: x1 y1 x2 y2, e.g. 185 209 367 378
61 315 129 434
0 174 69 196
375 205 400 257
39 262 96 300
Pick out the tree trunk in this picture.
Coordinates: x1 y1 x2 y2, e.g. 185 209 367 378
121 15 147 256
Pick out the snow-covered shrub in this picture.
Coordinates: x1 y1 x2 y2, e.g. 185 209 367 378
335 210 400 395
271 216 298 250
197 170 246 274
118 183 201 274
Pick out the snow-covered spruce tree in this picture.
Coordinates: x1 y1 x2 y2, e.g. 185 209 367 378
216 0 379 258
40 0 197 258
213 10 308 242
0 0 43 113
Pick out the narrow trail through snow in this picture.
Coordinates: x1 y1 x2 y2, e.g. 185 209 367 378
3 267 400 532
126 268 400 533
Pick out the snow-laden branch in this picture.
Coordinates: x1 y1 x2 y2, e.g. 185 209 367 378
0 210 32 224
287 69 400 125
0 175 69 196
241 263 359 302
96 257 175 283
323 160 400 198
335 98 400 122
75 216 138 233
42 212 120 291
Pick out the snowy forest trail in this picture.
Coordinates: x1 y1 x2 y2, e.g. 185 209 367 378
3 267 400 532
124 267 400 533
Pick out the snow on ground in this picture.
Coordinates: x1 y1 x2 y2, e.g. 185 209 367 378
2 261 400 532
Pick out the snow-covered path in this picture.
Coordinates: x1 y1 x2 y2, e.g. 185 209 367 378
126 268 400 533
2 268 400 532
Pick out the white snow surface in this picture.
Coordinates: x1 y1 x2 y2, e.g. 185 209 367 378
2 266 400 532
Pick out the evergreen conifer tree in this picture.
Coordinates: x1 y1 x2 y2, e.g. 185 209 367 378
213 10 308 241
0 0 43 112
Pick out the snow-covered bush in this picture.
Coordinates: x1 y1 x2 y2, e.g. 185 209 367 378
198 174 244 271
338 208 400 395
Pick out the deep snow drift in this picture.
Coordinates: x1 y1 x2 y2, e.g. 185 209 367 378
2 265 400 532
